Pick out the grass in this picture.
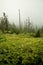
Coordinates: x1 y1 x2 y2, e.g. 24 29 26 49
0 33 43 65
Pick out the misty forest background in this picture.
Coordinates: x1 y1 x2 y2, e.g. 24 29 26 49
0 12 43 65
0 12 43 37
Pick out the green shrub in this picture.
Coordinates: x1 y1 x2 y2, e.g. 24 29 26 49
0 35 6 42
35 30 41 37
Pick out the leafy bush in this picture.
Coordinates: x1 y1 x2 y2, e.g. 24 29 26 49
35 30 41 37
0 34 43 65
0 35 6 42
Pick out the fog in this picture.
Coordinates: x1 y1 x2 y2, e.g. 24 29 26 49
0 0 43 26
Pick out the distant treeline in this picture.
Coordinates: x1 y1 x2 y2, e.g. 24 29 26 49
0 12 43 36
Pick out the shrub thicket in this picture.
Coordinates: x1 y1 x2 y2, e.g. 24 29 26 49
35 30 41 37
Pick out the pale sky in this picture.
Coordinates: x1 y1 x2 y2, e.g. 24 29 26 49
0 0 43 26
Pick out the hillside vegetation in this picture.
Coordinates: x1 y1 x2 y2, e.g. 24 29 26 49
0 12 43 65
0 33 43 65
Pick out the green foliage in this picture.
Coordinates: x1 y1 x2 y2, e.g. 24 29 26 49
0 17 5 33
0 12 43 65
35 30 41 37
0 35 6 42
0 34 43 65
0 13 9 33
3 12 9 32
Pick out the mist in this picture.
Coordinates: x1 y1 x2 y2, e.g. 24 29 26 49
0 0 43 27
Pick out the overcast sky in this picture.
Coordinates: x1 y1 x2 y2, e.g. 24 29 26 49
0 0 43 26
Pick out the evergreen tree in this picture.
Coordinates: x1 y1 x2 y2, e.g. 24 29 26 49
3 12 9 32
